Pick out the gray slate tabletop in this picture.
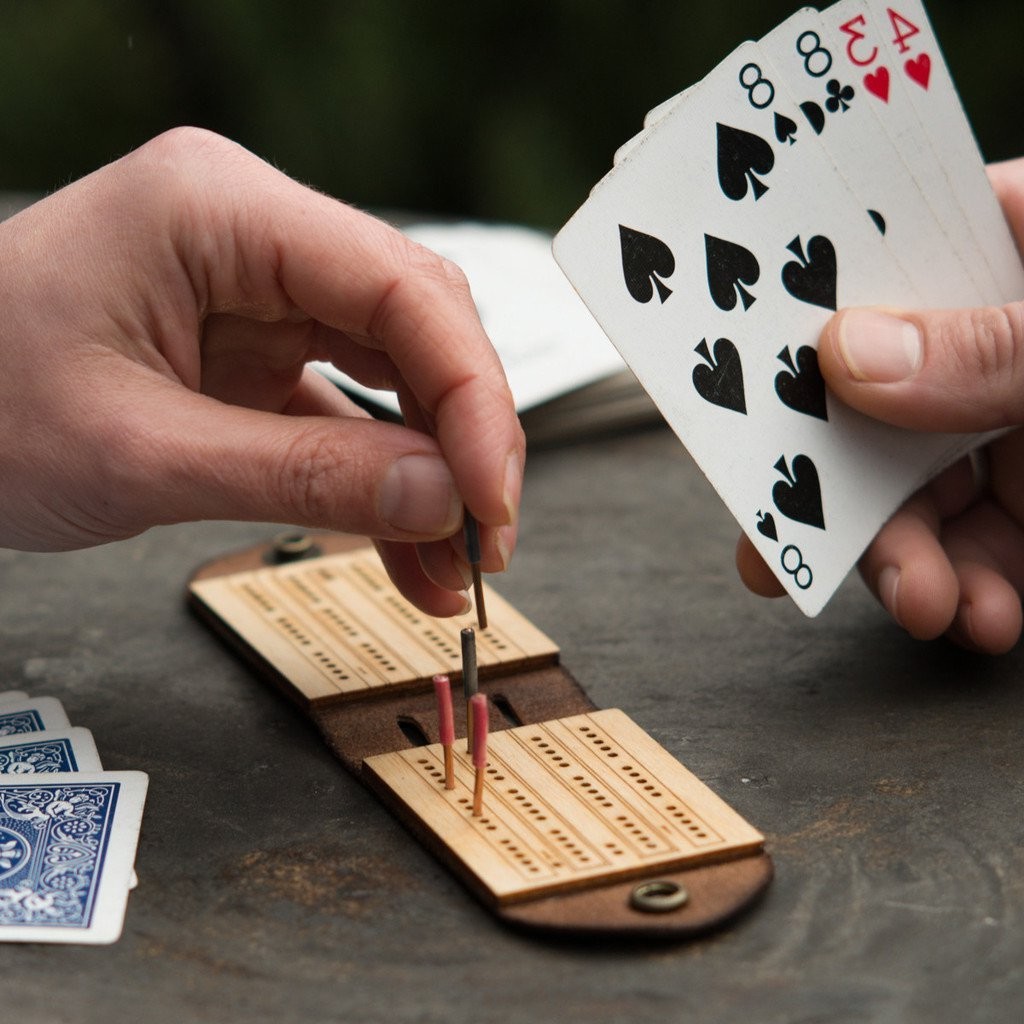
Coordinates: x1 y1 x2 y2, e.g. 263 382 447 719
2 426 1022 1024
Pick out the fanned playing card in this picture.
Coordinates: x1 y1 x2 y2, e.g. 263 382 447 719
554 2 1022 616
0 728 102 774
0 692 147 940
0 698 71 736
0 771 148 944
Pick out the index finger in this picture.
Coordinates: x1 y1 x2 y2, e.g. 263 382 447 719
139 130 524 528
160 129 524 529
276 208 525 528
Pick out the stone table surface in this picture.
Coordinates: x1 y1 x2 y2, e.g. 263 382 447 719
3 425 1022 1024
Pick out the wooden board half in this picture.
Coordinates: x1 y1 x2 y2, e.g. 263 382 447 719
363 708 764 905
189 548 559 705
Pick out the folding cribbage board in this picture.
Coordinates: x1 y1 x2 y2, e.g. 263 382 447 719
188 533 772 938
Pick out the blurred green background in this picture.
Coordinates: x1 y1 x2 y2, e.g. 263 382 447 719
1 0 1021 230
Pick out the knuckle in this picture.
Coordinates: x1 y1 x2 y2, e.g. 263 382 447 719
366 238 476 343
937 303 1024 423
130 126 238 174
962 304 1022 378
276 428 347 524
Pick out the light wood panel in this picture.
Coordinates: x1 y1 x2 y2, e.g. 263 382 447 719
364 708 764 904
189 548 559 704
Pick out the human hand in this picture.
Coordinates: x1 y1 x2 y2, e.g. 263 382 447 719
737 157 1024 654
0 128 524 616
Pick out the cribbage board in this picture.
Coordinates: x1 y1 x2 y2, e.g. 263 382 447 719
189 546 558 704
189 533 772 938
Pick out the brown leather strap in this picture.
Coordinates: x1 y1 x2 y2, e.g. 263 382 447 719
189 532 772 940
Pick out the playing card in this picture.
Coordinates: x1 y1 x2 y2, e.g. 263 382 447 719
757 6 991 308
822 0 1024 303
0 729 141 892
0 698 71 736
0 771 147 943
613 84 699 167
554 39 972 616
0 691 28 705
0 728 103 775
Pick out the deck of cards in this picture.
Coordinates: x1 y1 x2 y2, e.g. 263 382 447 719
0 690 147 944
554 0 1024 616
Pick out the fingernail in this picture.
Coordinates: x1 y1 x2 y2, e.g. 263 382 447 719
495 522 517 571
379 455 461 535
502 450 523 525
878 565 903 627
838 310 922 382
452 555 474 591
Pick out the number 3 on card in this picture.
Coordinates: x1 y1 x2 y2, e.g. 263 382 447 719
841 8 921 67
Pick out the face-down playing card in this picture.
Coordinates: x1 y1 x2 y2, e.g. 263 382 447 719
0 698 71 737
0 771 147 943
553 39 972 616
0 728 103 775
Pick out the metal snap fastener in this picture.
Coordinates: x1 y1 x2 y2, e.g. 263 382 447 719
268 532 320 563
629 879 690 913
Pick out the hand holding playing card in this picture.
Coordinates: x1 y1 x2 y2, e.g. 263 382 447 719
739 157 1024 653
556 0 1024 621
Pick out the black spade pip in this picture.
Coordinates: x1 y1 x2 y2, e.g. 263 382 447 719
772 454 825 530
619 225 675 303
705 234 759 311
781 235 837 311
775 346 827 420
692 337 746 414
716 123 774 201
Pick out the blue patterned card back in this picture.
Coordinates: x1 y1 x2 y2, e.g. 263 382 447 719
0 729 102 776
0 772 148 943
0 709 45 736
0 737 78 773
0 699 71 737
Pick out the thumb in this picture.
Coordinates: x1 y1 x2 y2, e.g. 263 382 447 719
120 391 464 542
818 304 1024 432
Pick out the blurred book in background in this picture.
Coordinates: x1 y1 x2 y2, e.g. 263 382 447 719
314 221 660 447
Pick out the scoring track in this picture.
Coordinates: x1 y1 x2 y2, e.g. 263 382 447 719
365 708 764 904
190 549 559 704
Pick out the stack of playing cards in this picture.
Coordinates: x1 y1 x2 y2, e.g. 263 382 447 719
553 0 1024 616
0 690 147 944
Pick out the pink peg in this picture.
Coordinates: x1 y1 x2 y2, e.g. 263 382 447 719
470 693 488 816
433 674 455 790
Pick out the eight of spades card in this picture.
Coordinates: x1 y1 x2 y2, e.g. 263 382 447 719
553 39 975 617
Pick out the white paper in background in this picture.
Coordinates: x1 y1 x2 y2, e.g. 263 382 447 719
312 221 625 414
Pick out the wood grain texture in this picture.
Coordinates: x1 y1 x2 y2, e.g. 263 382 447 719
189 548 559 705
363 708 764 905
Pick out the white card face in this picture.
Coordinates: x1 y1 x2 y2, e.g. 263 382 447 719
0 728 103 774
822 0 1022 303
554 39 969 616
757 7 988 308
0 698 71 736
0 771 148 944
